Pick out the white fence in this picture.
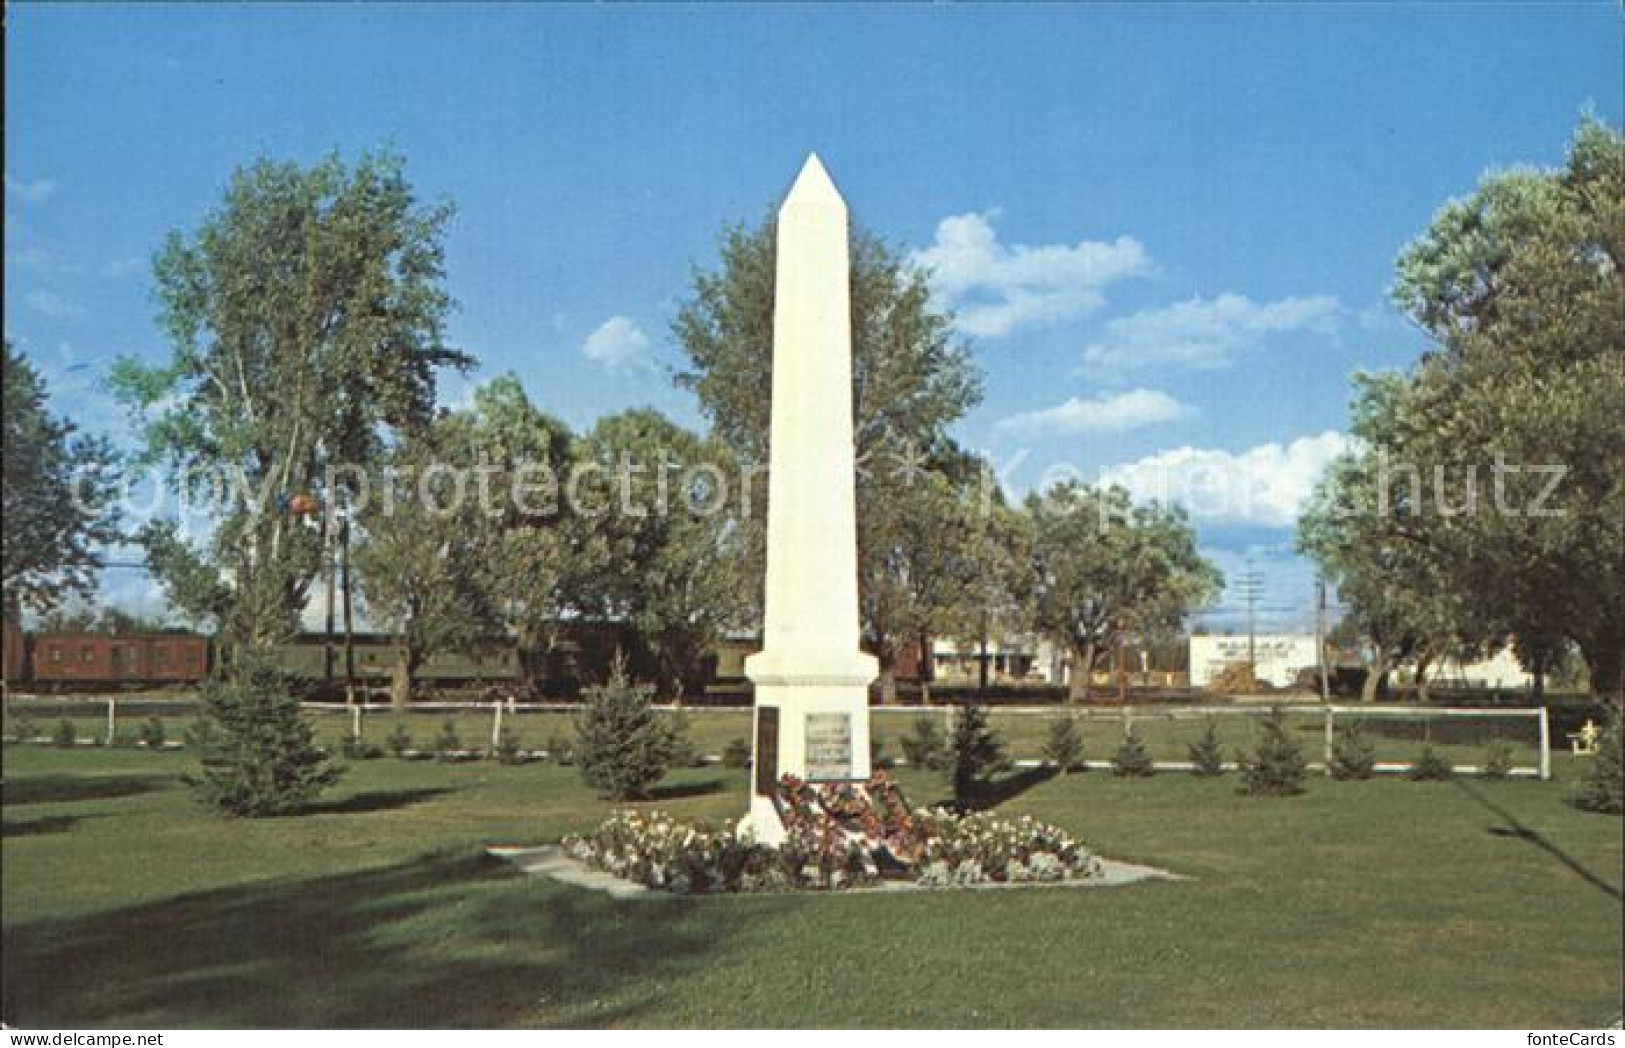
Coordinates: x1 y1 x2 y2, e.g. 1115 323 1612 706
297 699 1552 780
6 696 1551 779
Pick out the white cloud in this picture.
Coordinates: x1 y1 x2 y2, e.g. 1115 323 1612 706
5 175 57 203
1083 293 1341 371
1099 431 1351 527
997 388 1190 438
910 211 1153 339
583 315 654 371
23 289 85 319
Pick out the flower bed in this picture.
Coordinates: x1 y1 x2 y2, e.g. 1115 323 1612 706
561 772 1102 894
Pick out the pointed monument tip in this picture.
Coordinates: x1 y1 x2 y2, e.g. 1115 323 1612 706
783 152 845 211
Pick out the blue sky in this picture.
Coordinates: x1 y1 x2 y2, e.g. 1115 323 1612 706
5 3 1620 628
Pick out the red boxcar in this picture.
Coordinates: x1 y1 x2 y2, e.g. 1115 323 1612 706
29 633 208 687
146 634 209 682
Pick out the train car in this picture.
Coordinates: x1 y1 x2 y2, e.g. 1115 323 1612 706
146 634 210 683
26 632 210 689
270 633 521 691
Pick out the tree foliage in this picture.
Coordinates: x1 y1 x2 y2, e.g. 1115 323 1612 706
948 703 1006 806
352 413 503 708
186 657 343 816
1237 710 1307 796
671 217 993 694
1573 706 1623 815
563 409 748 696
111 151 468 653
3 342 121 615
574 654 680 800
1028 482 1221 701
1301 119 1625 699
1042 716 1085 773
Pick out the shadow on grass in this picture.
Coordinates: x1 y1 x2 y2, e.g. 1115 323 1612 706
645 776 729 801
302 788 453 815
1454 779 1621 901
1 850 755 1028
1 774 176 807
1 815 82 837
949 765 1058 812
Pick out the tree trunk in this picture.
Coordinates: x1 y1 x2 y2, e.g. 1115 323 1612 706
1360 655 1388 704
1582 642 1622 702
1577 608 1624 701
977 632 990 693
877 655 898 706
390 644 414 712
1067 642 1094 704
1414 651 1433 703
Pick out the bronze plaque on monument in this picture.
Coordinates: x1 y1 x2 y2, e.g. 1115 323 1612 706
804 712 853 780
753 707 779 795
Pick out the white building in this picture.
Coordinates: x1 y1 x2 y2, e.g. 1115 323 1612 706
1189 634 1319 690
1425 647 1535 690
930 636 1060 684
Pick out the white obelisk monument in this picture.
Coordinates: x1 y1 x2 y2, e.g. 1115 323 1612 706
743 155 877 844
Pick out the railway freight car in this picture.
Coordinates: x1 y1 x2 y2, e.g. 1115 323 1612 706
271 633 521 692
23 632 210 690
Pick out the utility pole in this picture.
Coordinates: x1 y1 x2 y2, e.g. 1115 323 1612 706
1315 575 1330 701
1232 569 1264 677
340 512 356 703
1115 619 1127 703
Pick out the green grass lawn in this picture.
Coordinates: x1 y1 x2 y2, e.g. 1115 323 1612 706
2 740 1619 1028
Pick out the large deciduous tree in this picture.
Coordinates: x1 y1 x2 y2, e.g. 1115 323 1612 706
1302 118 1624 700
352 413 502 709
1298 398 1494 703
1028 483 1221 703
3 341 122 616
456 375 575 690
671 217 985 694
111 151 469 657
563 409 748 697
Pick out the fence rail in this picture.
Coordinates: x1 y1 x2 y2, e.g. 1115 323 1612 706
6 696 1553 780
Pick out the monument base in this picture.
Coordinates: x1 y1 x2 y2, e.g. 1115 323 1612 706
742 649 876 846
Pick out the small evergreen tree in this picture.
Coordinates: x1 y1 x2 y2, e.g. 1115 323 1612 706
492 727 525 765
1407 744 1454 781
949 703 1006 806
187 658 343 816
11 714 38 744
385 722 414 758
341 732 382 759
1188 718 1225 777
1238 709 1307 796
721 737 751 769
139 716 166 751
1110 726 1155 777
1574 708 1622 815
1328 720 1376 780
575 655 677 799
545 732 575 765
1481 738 1515 781
900 715 947 770
667 711 703 768
52 719 77 749
183 716 217 752
1043 716 1085 773
433 719 463 762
